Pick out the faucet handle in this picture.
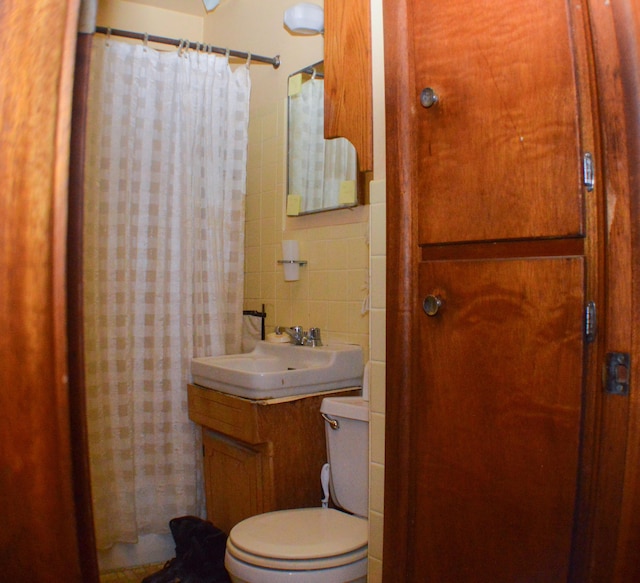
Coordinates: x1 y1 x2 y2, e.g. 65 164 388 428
307 327 323 347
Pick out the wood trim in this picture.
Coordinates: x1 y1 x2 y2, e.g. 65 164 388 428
589 1 640 580
582 1 639 581
68 31 99 583
564 1 608 578
324 0 373 173
421 238 586 261
613 0 640 577
0 1 89 580
382 0 419 579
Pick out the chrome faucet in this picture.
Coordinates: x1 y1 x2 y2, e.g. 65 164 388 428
307 327 322 347
276 325 306 345
275 325 322 347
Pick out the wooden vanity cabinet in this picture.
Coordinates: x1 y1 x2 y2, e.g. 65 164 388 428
200 430 272 536
187 384 360 534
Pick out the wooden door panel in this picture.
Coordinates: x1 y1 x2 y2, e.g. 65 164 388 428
412 0 584 244
414 257 585 582
203 430 267 534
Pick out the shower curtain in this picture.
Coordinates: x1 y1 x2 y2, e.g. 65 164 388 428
83 36 250 549
288 77 356 212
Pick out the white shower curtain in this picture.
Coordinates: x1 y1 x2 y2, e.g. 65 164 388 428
289 78 325 210
83 36 250 549
288 77 356 212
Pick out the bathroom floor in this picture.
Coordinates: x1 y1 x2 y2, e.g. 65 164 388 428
99 562 165 583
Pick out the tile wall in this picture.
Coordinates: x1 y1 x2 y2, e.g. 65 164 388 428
243 99 370 356
368 179 386 582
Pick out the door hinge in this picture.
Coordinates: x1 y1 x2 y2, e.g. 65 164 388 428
605 352 630 396
583 152 595 192
585 301 597 343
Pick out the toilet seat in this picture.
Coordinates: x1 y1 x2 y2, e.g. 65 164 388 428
227 508 368 571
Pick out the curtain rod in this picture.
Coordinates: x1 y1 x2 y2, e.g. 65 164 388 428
94 26 281 69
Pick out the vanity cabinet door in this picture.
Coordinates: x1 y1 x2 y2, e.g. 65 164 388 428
414 256 586 581
202 430 272 535
413 0 585 245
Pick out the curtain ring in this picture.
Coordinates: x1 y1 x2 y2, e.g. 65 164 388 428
225 48 230 63
311 67 317 80
106 27 111 46
245 52 252 68
143 32 149 51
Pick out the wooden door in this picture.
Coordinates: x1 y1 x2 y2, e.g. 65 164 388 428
413 0 585 244
415 257 585 581
202 430 271 534
384 0 640 581
0 1 98 581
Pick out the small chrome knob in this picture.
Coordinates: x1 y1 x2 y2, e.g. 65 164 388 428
420 87 439 108
423 295 442 316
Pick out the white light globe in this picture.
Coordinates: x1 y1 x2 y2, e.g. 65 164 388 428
202 0 220 11
284 3 324 35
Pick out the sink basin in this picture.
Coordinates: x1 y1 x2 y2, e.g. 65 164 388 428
191 340 363 399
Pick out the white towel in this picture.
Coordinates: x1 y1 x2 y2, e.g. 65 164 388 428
241 314 262 353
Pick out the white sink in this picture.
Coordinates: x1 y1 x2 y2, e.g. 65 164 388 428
191 340 363 399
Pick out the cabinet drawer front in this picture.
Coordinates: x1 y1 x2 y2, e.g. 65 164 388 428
188 384 259 443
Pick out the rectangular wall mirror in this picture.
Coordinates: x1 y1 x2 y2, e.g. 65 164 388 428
286 61 359 215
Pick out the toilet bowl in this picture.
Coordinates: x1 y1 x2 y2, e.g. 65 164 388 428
224 396 369 583
225 508 367 583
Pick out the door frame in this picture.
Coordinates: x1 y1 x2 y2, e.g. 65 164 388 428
0 1 98 580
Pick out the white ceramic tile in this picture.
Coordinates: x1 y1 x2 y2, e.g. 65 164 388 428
369 361 386 414
369 461 385 514
348 303 369 336
370 202 386 257
369 510 384 561
370 411 385 465
370 256 386 309
370 308 386 363
369 179 386 205
348 269 369 302
368 557 383 583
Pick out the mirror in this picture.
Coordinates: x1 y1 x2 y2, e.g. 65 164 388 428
286 61 359 215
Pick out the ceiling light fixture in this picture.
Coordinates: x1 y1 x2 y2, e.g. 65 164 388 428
284 3 324 35
202 0 220 11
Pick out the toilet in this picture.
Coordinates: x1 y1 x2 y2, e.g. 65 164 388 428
224 396 369 583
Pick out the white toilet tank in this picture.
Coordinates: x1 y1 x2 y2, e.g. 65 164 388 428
320 396 369 518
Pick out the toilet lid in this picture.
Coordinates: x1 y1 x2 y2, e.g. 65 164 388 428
228 508 368 569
